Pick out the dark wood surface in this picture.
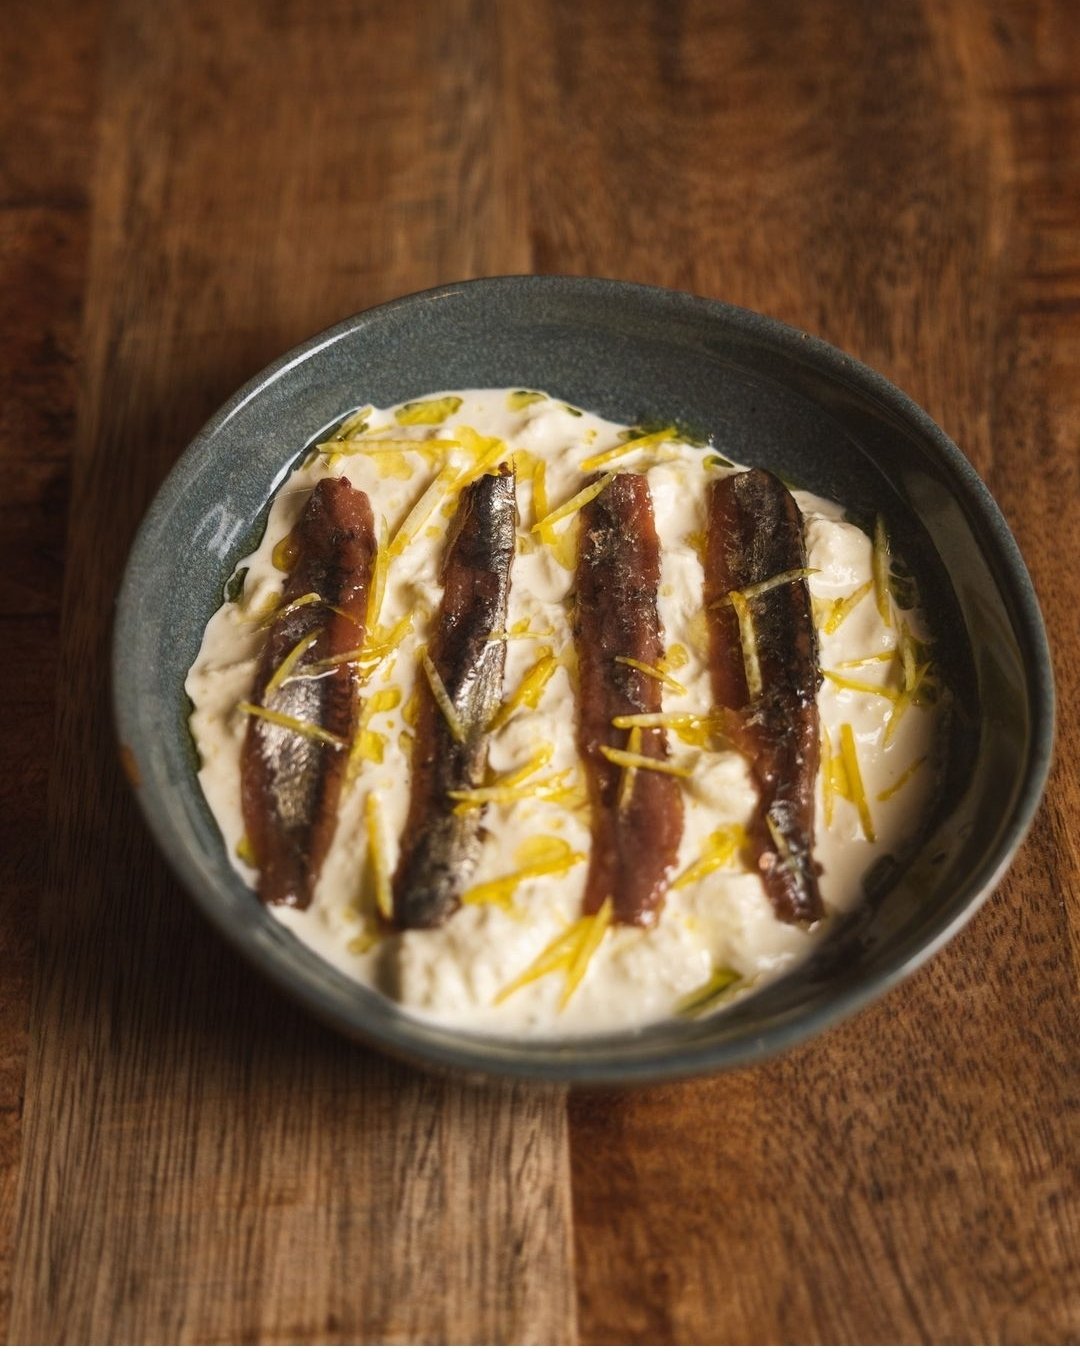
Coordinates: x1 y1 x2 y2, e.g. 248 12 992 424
3 0 1077 1342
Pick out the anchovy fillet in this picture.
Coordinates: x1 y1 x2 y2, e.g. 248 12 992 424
241 476 376 908
393 468 517 929
574 473 684 927
704 468 824 924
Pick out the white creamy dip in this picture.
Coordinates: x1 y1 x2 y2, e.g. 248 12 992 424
186 390 942 1036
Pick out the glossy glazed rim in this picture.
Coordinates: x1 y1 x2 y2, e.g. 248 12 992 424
113 276 1055 1084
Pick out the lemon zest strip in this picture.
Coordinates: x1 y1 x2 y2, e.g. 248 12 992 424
238 701 345 748
822 580 874 635
307 614 413 675
610 710 726 749
834 649 897 669
532 472 616 537
395 395 463 425
676 965 741 1016
711 567 819 606
452 425 508 485
531 457 550 529
613 655 688 696
495 918 593 1003
366 517 389 633
839 723 875 841
331 406 374 440
347 686 403 777
617 727 644 810
599 745 691 778
489 649 558 731
447 768 571 813
672 825 747 890
877 754 928 802
494 744 556 788
364 792 394 921
728 590 762 699
560 900 614 1009
263 591 321 626
388 467 457 558
265 630 321 695
461 838 585 910
446 746 555 809
486 625 555 642
872 515 891 624
824 670 901 701
420 648 465 744
821 724 835 829
883 662 931 747
319 436 461 457
580 426 677 473
496 899 613 1008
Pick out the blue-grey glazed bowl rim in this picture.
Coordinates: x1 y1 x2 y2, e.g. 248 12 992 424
113 275 1054 1085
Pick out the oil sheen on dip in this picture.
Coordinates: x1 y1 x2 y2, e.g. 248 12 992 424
185 390 943 1037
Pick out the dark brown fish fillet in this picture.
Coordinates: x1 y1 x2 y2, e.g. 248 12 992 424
241 476 376 908
704 468 824 924
574 473 684 927
393 468 516 930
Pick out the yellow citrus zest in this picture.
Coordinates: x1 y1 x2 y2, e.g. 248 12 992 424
839 723 875 842
877 754 928 802
364 792 393 921
821 724 835 829
347 686 402 777
366 517 389 633
237 701 345 749
614 655 688 696
388 466 457 558
506 390 546 411
496 898 613 1009
834 649 897 668
579 425 677 473
672 825 747 890
728 590 762 699
820 580 874 635
489 648 558 731
419 647 465 744
872 514 891 623
331 406 374 441
676 965 741 1016
265 630 321 695
395 395 463 425
532 471 616 537
598 745 691 778
824 670 901 701
617 727 644 810
612 710 727 750
712 567 819 607
461 836 585 912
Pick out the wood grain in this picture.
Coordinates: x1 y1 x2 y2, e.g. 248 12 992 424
546 0 1080 1342
3 0 1078 1342
0 0 105 1338
7 1 571 1343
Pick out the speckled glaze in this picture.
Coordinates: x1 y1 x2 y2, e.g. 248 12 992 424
112 277 1054 1085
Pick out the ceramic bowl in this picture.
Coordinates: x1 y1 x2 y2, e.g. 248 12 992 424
113 277 1054 1084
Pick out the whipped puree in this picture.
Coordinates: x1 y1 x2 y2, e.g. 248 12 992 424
186 390 942 1036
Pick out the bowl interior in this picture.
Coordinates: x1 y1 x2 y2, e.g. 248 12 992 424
113 277 1052 1083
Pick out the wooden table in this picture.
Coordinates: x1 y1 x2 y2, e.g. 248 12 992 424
3 0 1077 1342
